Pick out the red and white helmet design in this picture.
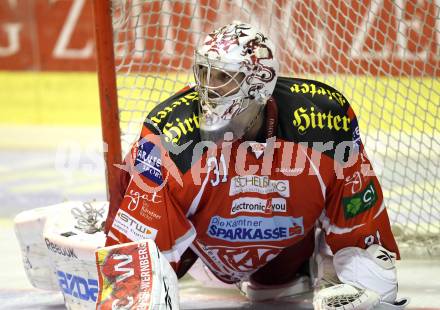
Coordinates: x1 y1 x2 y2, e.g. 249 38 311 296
194 22 279 142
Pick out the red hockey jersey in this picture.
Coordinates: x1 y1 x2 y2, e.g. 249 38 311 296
106 77 399 283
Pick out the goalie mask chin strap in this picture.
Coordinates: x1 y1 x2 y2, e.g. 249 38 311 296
250 96 278 143
264 97 278 140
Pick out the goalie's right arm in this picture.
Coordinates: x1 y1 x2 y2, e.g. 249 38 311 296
105 126 197 272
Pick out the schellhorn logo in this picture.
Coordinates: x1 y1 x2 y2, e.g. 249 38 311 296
229 175 290 197
230 197 287 215
57 270 98 302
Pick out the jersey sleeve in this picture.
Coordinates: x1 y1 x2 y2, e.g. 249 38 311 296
105 124 196 270
321 113 400 259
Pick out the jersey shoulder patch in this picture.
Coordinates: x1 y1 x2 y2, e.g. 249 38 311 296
274 77 361 160
143 88 202 174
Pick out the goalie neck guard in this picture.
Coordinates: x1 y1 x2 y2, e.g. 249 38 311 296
193 22 279 143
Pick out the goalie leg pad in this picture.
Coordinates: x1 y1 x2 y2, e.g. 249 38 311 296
14 201 108 296
95 239 179 310
14 205 63 291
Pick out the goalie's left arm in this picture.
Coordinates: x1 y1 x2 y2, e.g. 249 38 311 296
313 243 410 309
317 127 405 307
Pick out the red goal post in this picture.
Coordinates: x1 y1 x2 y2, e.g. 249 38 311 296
92 0 440 258
93 0 123 214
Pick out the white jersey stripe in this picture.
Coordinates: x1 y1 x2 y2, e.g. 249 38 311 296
301 147 326 200
162 225 197 263
186 162 212 217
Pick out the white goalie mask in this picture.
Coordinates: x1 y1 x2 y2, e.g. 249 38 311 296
193 22 279 142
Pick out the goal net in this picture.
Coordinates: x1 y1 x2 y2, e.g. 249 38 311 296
93 0 440 258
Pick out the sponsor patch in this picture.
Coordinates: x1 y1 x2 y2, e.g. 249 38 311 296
229 175 290 197
342 181 378 218
140 202 162 221
135 139 163 185
290 82 346 107
149 91 198 125
57 270 98 302
344 171 364 194
96 241 153 309
351 118 362 151
113 209 158 241
292 106 350 134
230 197 287 215
45 238 77 259
124 189 162 212
207 215 304 242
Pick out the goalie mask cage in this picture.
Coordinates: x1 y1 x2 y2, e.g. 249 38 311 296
93 0 440 258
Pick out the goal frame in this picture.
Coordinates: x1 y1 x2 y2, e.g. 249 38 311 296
92 0 123 211
91 0 440 258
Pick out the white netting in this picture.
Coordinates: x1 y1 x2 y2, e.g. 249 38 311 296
109 0 440 258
